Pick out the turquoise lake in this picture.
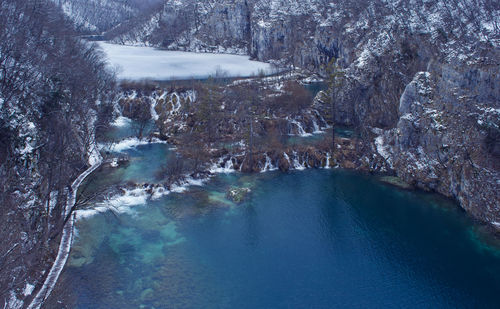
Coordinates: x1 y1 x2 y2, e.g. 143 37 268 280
47 154 500 308
44 117 500 309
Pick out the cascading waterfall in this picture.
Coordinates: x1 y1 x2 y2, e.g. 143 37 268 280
261 153 278 173
210 156 235 174
292 151 305 170
151 91 169 121
304 154 310 168
313 110 330 129
225 157 234 171
150 100 159 121
289 119 312 137
312 117 323 134
283 152 291 166
171 93 182 113
325 152 331 169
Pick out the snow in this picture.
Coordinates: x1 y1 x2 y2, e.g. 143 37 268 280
29 143 103 309
98 42 272 80
7 290 23 309
23 283 35 297
375 135 393 167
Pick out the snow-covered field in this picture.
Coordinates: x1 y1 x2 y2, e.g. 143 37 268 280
98 42 272 80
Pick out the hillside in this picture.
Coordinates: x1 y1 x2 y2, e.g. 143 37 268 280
0 0 115 307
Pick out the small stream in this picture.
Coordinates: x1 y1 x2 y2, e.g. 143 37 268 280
45 117 500 308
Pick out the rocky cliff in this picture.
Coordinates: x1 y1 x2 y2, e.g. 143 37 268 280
385 58 500 227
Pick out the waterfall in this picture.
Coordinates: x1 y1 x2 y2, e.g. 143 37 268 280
225 157 234 170
325 152 331 169
261 153 278 173
283 152 291 166
150 100 159 121
292 151 305 170
210 156 235 174
151 91 168 121
171 93 181 113
290 119 312 137
313 110 330 129
187 89 197 103
312 118 323 134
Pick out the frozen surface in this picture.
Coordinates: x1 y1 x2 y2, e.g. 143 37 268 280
98 42 272 80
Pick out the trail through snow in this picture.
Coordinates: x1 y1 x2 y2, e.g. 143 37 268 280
28 154 102 309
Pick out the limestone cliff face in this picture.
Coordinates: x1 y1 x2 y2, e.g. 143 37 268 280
387 60 500 226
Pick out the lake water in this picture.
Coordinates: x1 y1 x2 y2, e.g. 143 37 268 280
98 42 272 80
45 120 500 308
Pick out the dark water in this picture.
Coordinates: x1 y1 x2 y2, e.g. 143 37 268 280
304 81 327 96
51 168 500 308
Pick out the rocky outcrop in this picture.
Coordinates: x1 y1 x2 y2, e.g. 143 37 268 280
379 60 500 227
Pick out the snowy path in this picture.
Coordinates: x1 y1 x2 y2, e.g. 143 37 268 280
28 160 102 309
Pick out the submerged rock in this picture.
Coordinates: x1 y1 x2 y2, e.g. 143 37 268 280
226 187 252 204
379 176 413 190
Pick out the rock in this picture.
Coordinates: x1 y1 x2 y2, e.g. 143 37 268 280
386 63 500 226
379 176 413 190
278 153 291 171
226 187 252 204
140 288 154 302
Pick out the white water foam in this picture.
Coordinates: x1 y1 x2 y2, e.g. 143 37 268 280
325 153 331 169
261 153 278 172
77 176 207 220
312 118 324 134
289 119 312 137
170 176 207 193
292 151 306 170
102 137 167 153
111 116 132 127
210 156 236 174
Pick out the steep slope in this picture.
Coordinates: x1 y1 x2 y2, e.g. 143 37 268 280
50 0 163 34
0 0 115 307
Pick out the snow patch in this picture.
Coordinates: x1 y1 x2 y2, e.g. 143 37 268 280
375 135 393 167
23 283 35 297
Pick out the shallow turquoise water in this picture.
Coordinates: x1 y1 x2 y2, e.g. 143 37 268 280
48 118 500 309
52 167 500 308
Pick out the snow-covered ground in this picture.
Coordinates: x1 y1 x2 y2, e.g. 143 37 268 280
98 42 272 80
